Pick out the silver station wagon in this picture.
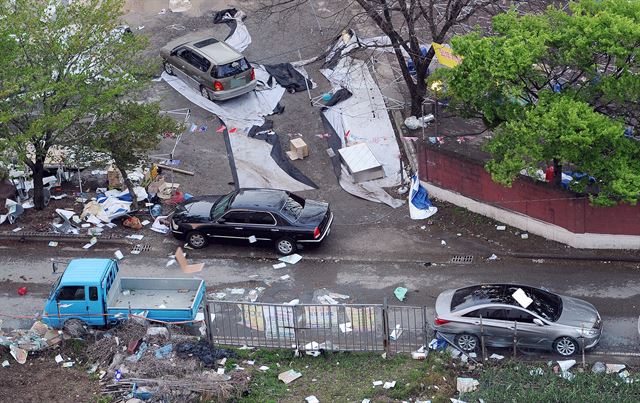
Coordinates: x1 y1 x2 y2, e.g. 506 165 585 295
160 37 257 101
434 284 602 356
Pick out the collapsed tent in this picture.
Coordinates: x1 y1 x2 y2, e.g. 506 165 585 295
320 56 404 208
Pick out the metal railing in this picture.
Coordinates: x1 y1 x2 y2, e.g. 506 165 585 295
203 299 429 353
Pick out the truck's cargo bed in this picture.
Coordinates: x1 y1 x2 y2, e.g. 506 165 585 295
108 277 203 310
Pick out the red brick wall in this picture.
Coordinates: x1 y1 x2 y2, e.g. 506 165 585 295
419 146 640 235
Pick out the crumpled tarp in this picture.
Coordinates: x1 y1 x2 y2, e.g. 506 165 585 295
212 8 251 52
409 174 437 219
264 63 314 93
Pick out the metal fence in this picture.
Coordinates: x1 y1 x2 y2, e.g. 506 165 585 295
203 299 429 354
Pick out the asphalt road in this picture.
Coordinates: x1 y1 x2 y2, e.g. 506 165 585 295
2 245 638 361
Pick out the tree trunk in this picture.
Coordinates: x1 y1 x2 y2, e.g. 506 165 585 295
553 158 562 187
32 158 46 210
117 165 138 210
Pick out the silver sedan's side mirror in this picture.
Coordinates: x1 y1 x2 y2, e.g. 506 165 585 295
533 318 544 326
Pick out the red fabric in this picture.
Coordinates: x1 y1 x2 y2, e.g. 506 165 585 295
17 287 27 296
545 166 554 182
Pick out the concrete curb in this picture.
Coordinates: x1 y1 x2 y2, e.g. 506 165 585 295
0 233 132 246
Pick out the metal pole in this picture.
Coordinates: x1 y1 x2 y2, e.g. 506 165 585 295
581 323 586 367
382 297 390 356
512 321 517 358
306 0 323 35
433 91 439 140
421 102 426 142
480 315 486 362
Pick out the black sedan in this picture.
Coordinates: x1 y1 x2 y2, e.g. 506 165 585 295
169 188 333 255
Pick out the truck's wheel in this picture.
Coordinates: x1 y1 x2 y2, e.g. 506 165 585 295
275 237 297 255
187 230 208 249
63 319 87 338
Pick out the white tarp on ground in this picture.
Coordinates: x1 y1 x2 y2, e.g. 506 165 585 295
223 11 251 53
161 72 284 131
160 72 314 191
229 134 314 192
321 57 404 208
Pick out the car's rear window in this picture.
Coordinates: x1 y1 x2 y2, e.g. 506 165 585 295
280 195 305 222
451 285 562 322
213 58 250 78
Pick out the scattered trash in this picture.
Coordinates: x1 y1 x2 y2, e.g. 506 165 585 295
123 217 143 230
55 354 64 364
278 369 302 384
394 287 408 301
440 240 447 246
383 381 396 389
592 361 606 374
151 215 170 234
259 365 270 371
606 363 626 374
390 324 403 340
12 227 22 232
217 368 225 375
154 344 173 359
248 235 257 243
278 254 303 264
175 339 236 367
305 396 320 403
126 234 144 240
10 345 27 364
17 287 27 296
411 346 427 360
490 353 504 360
114 250 124 260
61 361 74 368
272 262 287 269
532 258 545 263
279 274 291 281
285 299 299 305
372 380 383 386
561 371 575 381
557 359 576 372
114 369 122 382
521 233 529 239
339 322 353 333
48 241 58 247
487 254 498 260
1 360 8 367
456 377 479 393
619 370 631 380
512 288 533 308
530 368 544 376
496 225 506 231
429 338 447 351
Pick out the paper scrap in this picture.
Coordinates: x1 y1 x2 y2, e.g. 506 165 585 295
141 220 150 226
114 250 124 260
279 274 291 281
1 360 8 367
278 254 303 264
272 262 287 269
55 354 64 364
305 396 319 403
372 380 383 386
10 345 27 364
383 381 396 389
278 369 302 384
12 227 22 232
394 287 408 301
126 234 144 240
259 365 269 371
48 241 58 247
512 288 533 308
62 361 74 368
339 322 353 333
456 377 479 393
248 235 257 243
82 242 95 249
217 368 225 375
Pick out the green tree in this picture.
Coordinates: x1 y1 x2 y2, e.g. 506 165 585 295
439 0 640 205
88 102 181 209
0 0 152 209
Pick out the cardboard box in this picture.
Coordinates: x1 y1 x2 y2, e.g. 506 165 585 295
290 138 309 160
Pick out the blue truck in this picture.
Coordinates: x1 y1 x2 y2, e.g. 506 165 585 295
42 258 206 328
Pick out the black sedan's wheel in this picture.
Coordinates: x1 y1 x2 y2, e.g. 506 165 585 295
554 336 578 356
275 237 297 255
454 333 479 352
200 85 211 100
163 61 174 75
186 231 208 249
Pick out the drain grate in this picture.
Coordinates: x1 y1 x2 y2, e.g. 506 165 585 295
131 244 152 254
450 255 474 264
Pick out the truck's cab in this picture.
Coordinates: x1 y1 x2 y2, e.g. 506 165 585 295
43 259 119 328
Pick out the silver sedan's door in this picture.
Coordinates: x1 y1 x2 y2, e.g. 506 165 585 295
505 307 553 349
461 308 512 348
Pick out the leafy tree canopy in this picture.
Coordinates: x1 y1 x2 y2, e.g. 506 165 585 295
439 0 640 205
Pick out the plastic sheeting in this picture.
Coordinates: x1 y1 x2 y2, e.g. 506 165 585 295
264 63 314 93
409 175 437 219
212 8 251 52
321 57 404 208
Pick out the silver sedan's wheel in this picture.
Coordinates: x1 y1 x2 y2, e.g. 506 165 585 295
455 333 478 352
554 336 577 356
276 237 296 255
187 231 208 249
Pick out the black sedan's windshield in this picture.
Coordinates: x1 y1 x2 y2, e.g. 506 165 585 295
210 193 234 220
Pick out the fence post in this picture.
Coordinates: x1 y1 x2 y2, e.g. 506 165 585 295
203 300 214 344
512 321 517 358
422 306 429 349
292 305 300 352
480 315 486 362
382 297 390 355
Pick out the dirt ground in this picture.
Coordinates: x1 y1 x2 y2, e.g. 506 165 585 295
0 350 101 403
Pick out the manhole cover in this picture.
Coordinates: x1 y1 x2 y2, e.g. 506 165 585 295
450 255 474 264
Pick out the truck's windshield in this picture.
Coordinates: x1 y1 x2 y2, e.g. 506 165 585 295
49 275 62 298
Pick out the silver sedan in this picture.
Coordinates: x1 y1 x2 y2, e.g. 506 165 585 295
433 284 602 356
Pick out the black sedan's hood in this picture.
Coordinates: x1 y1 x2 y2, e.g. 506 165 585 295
174 195 223 221
296 200 329 226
